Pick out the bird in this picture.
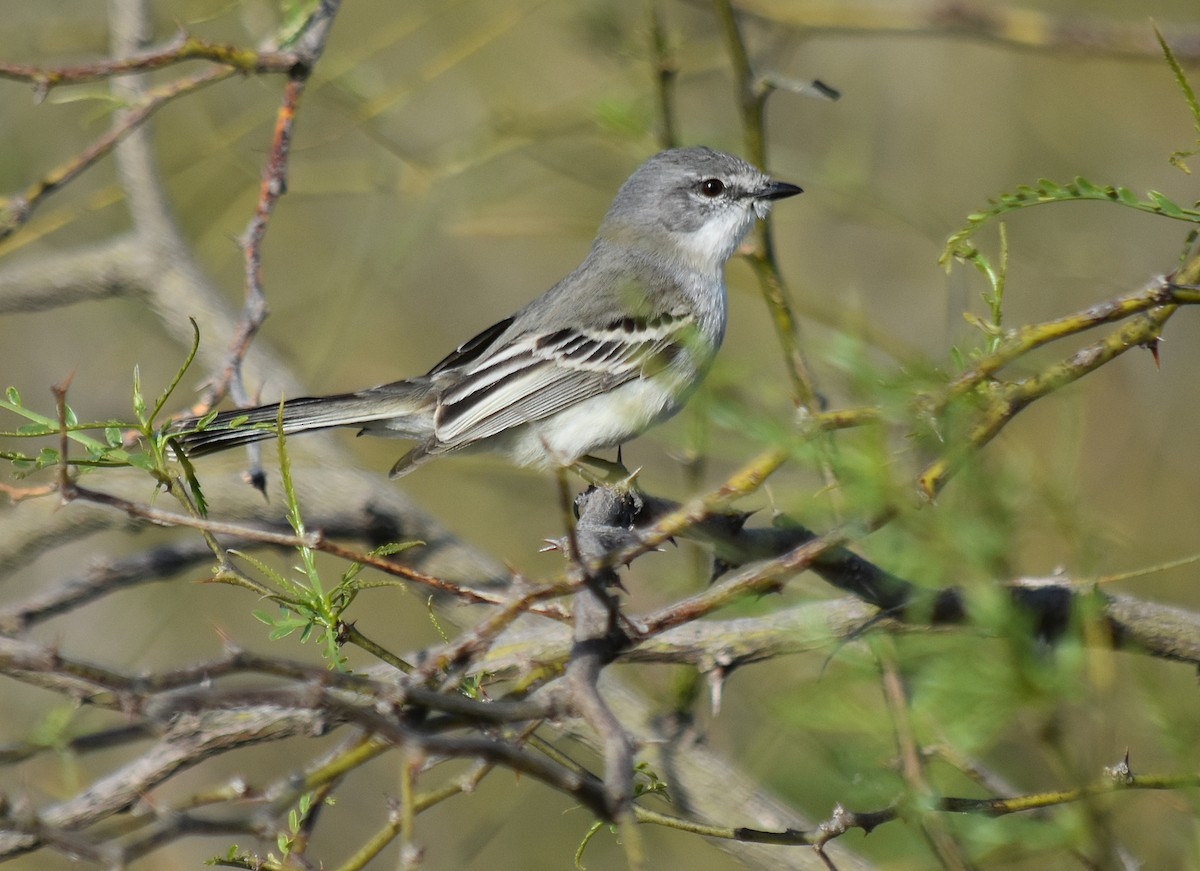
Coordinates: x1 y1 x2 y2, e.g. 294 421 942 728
173 146 802 477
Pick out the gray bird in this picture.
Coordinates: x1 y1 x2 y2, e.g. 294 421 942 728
174 146 802 476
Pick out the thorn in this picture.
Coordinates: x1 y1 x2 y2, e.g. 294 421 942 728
617 465 643 492
728 508 756 533
1145 337 1161 368
810 78 841 101
1103 749 1134 783
709 557 734 584
53 367 78 395
620 544 662 568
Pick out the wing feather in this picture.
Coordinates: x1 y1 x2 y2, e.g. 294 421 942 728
433 314 691 447
425 316 515 376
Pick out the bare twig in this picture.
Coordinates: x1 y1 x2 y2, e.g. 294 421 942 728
712 0 821 410
195 1 344 493
51 474 562 610
0 29 298 94
647 0 679 148
0 66 233 242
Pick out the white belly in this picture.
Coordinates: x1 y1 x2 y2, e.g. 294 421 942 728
499 373 689 468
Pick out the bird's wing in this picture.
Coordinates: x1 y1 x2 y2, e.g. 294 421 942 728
432 313 693 448
424 316 516 376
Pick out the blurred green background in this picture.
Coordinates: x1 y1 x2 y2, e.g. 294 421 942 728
3 1 1200 868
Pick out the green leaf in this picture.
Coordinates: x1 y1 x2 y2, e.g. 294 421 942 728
1154 22 1200 137
105 426 123 447
231 550 293 592
132 365 146 424
125 451 156 471
575 820 606 870
269 624 301 640
177 450 208 517
428 595 450 643
5 386 21 405
371 541 422 558
149 318 201 426
942 176 1200 266
1148 190 1186 218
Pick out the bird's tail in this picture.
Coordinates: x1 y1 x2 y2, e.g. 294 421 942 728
172 383 433 458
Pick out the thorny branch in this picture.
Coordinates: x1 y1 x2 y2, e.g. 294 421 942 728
6 235 1200 868
3 2 1200 869
211 1 345 440
49 471 573 615
562 487 642 861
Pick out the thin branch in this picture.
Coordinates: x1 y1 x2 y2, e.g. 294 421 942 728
647 0 679 148
919 304 1175 498
877 642 970 870
604 444 790 568
712 0 821 410
633 752 1200 856
929 275 1200 414
50 475 549 609
0 29 299 95
205 0 344 426
0 65 233 242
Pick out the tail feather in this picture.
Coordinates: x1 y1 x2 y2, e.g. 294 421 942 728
173 384 432 458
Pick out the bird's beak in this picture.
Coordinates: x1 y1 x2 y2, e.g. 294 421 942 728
756 180 803 201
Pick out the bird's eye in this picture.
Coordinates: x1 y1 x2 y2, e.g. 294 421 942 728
698 178 726 197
